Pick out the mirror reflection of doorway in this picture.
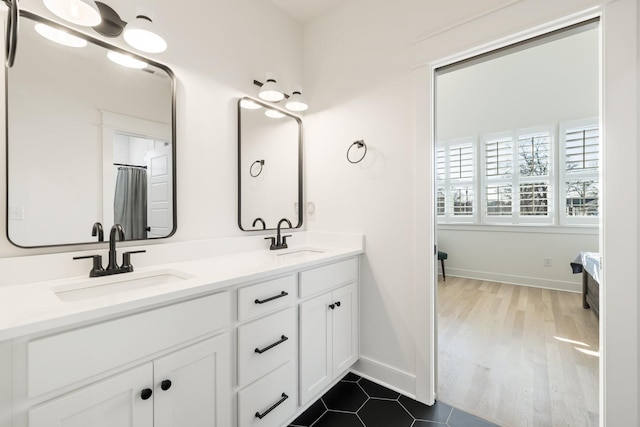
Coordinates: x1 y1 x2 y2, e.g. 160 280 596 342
434 20 600 426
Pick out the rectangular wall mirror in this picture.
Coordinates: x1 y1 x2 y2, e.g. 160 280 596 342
237 97 302 231
6 11 176 247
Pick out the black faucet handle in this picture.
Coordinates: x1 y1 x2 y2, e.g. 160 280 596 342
281 235 292 247
121 250 146 272
73 254 105 277
264 236 276 249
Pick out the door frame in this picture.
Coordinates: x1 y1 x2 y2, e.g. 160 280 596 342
414 2 639 426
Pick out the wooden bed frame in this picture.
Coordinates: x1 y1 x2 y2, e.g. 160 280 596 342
582 270 599 318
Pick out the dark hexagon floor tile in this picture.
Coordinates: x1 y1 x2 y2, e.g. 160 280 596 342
358 399 414 427
289 398 326 426
342 371 362 382
448 408 499 427
313 411 364 427
359 377 401 399
322 381 368 412
413 421 448 427
399 396 453 422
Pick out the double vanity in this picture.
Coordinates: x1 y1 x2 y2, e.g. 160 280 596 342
1 7 347 427
0 232 363 427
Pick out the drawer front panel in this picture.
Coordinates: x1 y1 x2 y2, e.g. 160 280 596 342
28 292 230 398
238 360 297 427
299 257 358 298
238 275 296 322
237 307 296 387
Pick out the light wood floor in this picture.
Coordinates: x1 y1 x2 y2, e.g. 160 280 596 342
437 277 599 427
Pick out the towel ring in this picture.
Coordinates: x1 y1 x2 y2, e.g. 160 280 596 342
250 160 264 177
347 140 367 164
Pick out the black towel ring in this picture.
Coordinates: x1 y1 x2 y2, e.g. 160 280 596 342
347 140 367 164
250 160 264 177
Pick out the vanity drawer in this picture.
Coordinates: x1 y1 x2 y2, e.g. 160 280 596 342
238 360 297 427
299 257 358 298
28 291 230 397
237 275 296 322
237 307 296 387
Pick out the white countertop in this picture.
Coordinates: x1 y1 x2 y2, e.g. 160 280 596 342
0 233 364 341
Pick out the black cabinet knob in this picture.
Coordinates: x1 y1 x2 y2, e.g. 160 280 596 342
161 379 172 391
329 304 335 310
335 301 341 307
141 388 153 400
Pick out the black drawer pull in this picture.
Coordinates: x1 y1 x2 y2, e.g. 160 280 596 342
140 388 153 400
161 379 172 391
255 393 289 419
255 335 288 354
255 291 288 304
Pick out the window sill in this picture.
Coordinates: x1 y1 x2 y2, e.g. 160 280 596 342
437 223 598 235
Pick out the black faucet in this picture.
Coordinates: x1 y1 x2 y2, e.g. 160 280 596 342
73 224 146 277
107 224 125 271
264 218 292 250
91 222 104 242
252 217 266 230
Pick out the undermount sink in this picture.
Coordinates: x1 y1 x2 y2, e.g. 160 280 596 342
53 269 192 302
276 249 325 259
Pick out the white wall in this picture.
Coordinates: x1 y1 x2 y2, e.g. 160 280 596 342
302 0 638 425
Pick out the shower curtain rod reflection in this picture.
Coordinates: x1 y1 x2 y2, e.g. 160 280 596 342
113 163 147 169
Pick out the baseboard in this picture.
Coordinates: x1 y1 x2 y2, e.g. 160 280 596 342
351 356 417 399
445 267 581 293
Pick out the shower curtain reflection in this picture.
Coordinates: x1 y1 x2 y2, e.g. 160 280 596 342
114 166 148 240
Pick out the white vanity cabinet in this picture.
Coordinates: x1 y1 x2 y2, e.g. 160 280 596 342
29 334 231 427
3 248 362 427
298 258 359 405
17 292 232 427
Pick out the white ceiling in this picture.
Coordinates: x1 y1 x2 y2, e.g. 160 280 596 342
268 0 349 24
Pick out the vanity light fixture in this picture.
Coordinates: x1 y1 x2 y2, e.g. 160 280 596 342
258 72 285 102
123 15 167 53
107 50 147 69
265 109 286 119
43 0 102 27
240 99 262 110
253 78 309 112
34 23 87 47
284 86 309 112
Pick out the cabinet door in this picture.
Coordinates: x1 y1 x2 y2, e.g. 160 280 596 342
299 292 333 405
332 283 359 377
29 363 153 427
153 334 231 427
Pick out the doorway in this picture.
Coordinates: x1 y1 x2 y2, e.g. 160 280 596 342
433 20 600 426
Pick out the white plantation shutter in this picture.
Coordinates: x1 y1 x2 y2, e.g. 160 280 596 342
561 121 599 223
436 139 476 222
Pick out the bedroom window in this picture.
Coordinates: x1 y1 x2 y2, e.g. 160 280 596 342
436 139 476 223
437 121 600 227
481 128 553 224
560 119 599 225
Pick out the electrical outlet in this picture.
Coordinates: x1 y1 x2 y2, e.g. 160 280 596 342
543 257 552 267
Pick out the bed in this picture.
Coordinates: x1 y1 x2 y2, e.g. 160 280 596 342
570 252 600 318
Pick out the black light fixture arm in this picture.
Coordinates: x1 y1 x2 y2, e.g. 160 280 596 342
4 0 19 68
253 80 290 99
